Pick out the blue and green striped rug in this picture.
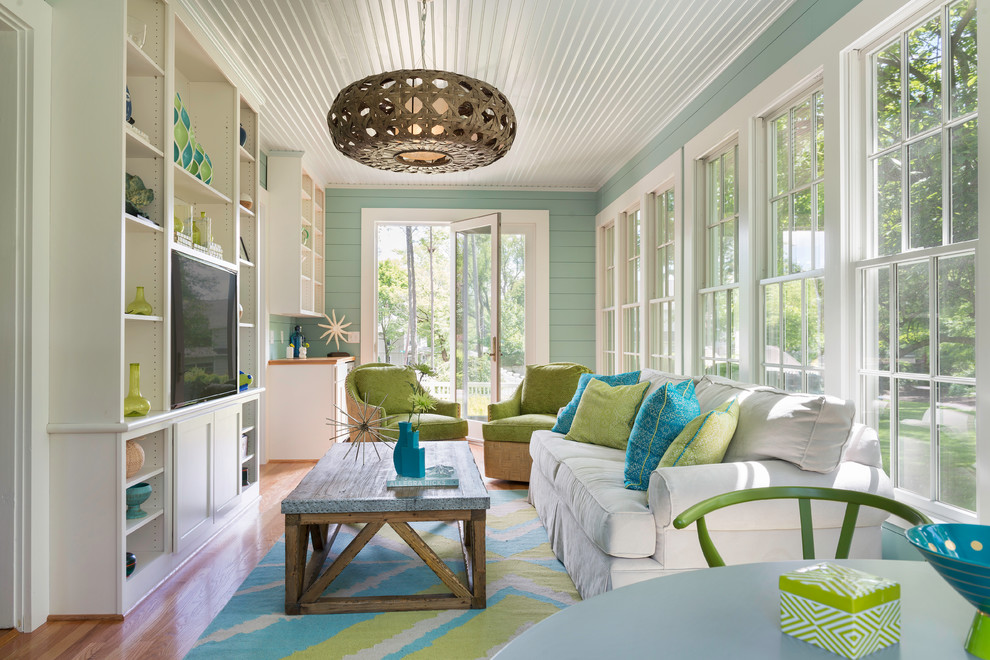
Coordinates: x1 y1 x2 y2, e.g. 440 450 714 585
188 490 579 659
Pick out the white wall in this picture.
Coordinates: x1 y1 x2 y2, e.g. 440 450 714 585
0 0 52 632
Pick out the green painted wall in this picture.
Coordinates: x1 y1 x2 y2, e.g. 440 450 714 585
289 188 598 366
597 0 863 212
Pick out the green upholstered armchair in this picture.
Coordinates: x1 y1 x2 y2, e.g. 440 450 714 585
482 362 592 481
344 363 468 442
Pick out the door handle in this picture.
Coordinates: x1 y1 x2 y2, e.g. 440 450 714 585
486 336 498 359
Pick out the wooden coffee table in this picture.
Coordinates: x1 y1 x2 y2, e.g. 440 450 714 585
281 441 490 615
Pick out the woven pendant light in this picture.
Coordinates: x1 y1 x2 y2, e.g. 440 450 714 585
327 1 516 174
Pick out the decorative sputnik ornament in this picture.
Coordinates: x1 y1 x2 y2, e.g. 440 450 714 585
318 309 352 350
327 393 398 464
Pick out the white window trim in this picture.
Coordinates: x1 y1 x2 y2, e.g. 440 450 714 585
758 83 827 392
646 182 680 373
842 0 985 522
598 219 617 374
597 151 683 374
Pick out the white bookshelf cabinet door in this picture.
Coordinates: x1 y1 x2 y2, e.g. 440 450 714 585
213 404 241 517
173 414 212 552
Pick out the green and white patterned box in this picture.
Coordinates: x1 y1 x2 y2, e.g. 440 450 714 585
779 562 900 659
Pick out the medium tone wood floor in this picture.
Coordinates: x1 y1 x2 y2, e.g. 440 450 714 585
0 439 524 659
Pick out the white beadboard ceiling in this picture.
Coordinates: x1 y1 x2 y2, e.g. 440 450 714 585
183 0 796 189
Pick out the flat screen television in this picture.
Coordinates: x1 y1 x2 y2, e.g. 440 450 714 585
171 251 238 408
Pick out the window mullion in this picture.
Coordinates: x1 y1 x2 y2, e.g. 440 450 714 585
929 255 939 502
889 265 899 489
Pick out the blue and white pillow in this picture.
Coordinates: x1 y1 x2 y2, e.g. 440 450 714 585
623 380 700 490
552 371 641 434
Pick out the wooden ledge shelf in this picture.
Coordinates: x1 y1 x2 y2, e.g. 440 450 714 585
239 145 256 162
126 38 164 77
173 164 232 204
125 508 164 536
172 243 237 272
124 213 163 233
125 313 164 322
239 204 255 217
125 127 164 159
126 466 165 489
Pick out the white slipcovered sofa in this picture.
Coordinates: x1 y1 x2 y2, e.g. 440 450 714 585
528 371 893 599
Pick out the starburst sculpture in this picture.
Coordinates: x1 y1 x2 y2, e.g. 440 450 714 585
318 309 352 350
327 393 397 464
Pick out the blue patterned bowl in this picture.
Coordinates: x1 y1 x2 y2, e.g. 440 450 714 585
908 524 990 658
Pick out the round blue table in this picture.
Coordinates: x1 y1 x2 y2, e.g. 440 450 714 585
495 559 976 659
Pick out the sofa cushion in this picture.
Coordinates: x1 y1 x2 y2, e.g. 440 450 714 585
380 413 468 441
640 368 702 397
552 371 641 434
695 376 856 473
554 455 657 558
623 380 700 490
659 398 739 467
355 365 418 414
530 430 609 484
483 413 557 443
566 379 649 450
521 363 590 415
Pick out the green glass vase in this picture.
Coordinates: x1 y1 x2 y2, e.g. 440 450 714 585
124 363 151 417
126 286 153 315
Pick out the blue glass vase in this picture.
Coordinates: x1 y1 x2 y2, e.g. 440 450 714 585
393 421 425 478
289 325 305 358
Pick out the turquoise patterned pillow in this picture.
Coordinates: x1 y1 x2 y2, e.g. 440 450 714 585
623 380 699 490
552 371 641 434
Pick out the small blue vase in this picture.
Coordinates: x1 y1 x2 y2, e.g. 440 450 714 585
288 326 305 358
126 86 133 125
239 123 247 147
393 422 425 478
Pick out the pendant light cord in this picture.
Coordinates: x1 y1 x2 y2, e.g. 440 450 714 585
420 0 428 68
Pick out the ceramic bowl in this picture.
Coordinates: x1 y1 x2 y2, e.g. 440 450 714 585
126 551 137 577
907 523 990 658
125 482 152 520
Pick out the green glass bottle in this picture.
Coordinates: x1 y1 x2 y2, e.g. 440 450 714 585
126 286 153 315
124 363 151 417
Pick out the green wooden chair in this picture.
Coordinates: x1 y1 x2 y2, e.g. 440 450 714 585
672 486 932 568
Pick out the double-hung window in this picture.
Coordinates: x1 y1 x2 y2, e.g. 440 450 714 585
600 222 617 375
622 209 642 371
858 0 977 513
762 89 826 393
700 145 739 378
649 189 676 371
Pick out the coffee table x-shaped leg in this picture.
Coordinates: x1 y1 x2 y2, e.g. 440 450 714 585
284 508 487 615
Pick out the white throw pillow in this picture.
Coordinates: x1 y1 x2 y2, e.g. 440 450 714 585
694 375 856 473
639 368 700 398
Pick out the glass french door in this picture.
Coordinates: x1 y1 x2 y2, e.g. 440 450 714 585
451 214 501 436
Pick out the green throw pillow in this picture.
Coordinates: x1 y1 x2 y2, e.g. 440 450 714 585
565 378 649 450
658 398 740 467
355 365 420 415
520 363 590 415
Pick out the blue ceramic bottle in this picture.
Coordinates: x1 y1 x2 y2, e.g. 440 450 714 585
393 422 426 478
289 325 305 358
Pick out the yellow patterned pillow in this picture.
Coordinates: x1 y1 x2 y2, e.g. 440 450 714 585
658 398 740 467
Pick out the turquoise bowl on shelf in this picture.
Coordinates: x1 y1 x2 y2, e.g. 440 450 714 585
907 523 990 659
125 482 152 520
